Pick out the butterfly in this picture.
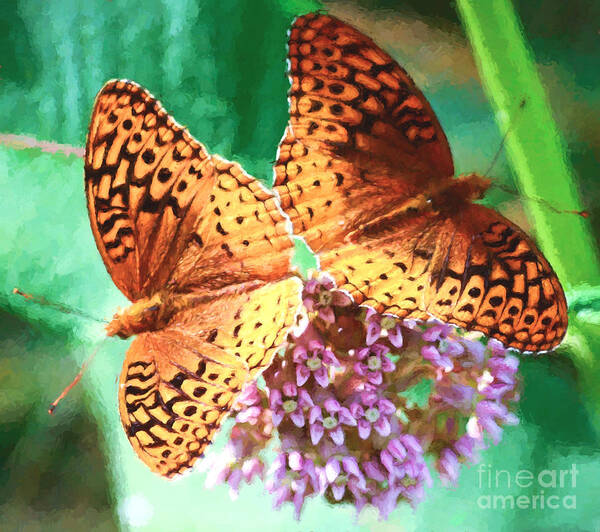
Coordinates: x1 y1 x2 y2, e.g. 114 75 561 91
273 13 567 353
85 79 302 477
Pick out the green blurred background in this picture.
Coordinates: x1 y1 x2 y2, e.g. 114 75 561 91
1 0 599 530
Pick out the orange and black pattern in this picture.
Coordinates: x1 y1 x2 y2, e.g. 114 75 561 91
119 332 249 478
85 80 215 301
273 13 453 252
119 279 301 477
170 157 294 293
274 13 567 352
85 80 302 477
322 204 567 352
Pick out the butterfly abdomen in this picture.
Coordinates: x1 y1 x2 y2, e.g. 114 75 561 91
106 292 168 338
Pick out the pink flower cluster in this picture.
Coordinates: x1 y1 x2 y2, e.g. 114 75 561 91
201 274 521 519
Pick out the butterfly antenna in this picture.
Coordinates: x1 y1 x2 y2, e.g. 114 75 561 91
12 287 108 324
484 99 527 178
486 100 589 219
492 182 589 218
48 342 104 415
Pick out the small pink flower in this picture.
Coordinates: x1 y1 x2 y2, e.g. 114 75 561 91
421 344 453 372
324 456 367 501
303 274 352 323
363 308 404 348
308 397 356 445
354 343 395 385
435 382 475 412
454 433 482 462
267 452 321 519
293 341 340 388
479 353 519 400
235 382 263 424
422 321 453 342
437 448 460 486
349 390 396 439
474 400 519 444
269 382 314 427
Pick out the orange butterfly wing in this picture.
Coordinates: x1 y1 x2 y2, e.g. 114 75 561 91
119 279 301 477
86 80 302 476
168 157 293 294
274 14 567 351
273 13 453 251
322 204 567 352
86 80 295 301
85 80 217 301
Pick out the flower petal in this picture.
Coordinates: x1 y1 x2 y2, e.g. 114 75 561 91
325 458 341 483
357 419 371 439
296 365 310 387
319 306 336 324
288 451 303 471
367 371 383 385
374 415 391 437
400 434 423 456
331 483 346 501
269 389 282 409
323 397 341 413
290 410 305 427
304 279 319 294
353 362 367 376
293 345 307 362
388 325 404 348
314 366 330 388
309 405 322 424
308 339 325 352
349 402 363 419
322 348 340 366
331 290 352 307
271 411 284 427
320 274 335 290
381 356 396 372
380 449 395 474
378 398 396 415
338 407 357 426
372 487 400 520
302 297 315 312
282 381 297 397
445 340 465 357
364 460 386 482
438 448 460 486
329 426 345 445
356 347 370 360
341 456 362 479
292 491 305 520
228 468 243 494
387 438 407 461
421 344 440 362
297 389 314 407
236 406 261 424
366 321 382 346
370 343 390 357
310 422 324 445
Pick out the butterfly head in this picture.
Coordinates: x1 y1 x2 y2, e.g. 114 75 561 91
106 292 167 339
461 173 492 200
430 173 491 212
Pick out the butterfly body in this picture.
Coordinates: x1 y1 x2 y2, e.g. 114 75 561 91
105 292 166 339
346 173 492 241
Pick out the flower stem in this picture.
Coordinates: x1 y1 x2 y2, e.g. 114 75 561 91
457 0 600 434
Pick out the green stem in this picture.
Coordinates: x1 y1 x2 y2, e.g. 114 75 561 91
457 0 600 432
